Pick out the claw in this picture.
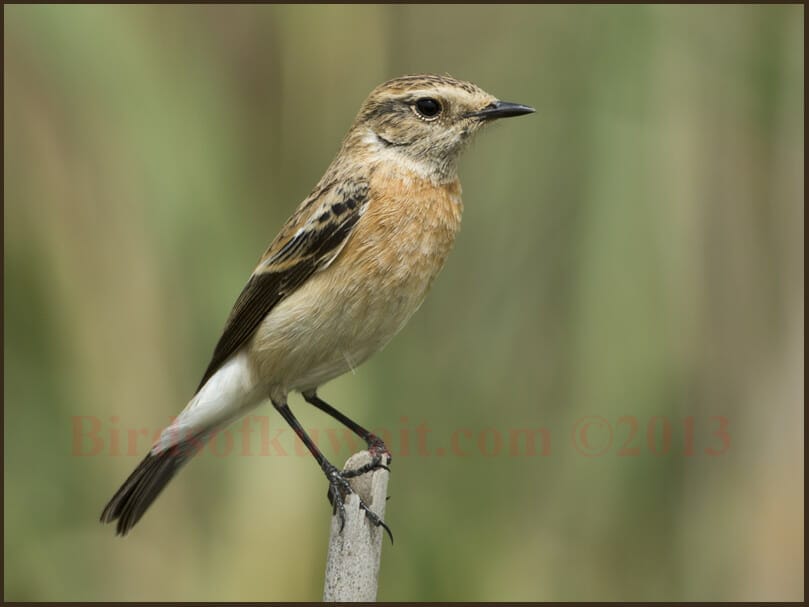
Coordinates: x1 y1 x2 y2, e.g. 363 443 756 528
341 442 392 479
327 469 350 532
324 462 393 543
359 501 394 544
341 456 391 478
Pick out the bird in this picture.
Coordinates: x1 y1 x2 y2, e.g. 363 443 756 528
100 73 534 539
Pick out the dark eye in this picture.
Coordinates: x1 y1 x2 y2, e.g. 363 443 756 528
413 97 442 120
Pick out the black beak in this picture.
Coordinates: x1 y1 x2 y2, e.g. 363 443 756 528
468 100 535 120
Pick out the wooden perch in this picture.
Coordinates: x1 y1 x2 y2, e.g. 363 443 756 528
322 451 390 602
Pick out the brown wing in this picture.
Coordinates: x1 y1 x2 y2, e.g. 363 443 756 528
196 178 370 392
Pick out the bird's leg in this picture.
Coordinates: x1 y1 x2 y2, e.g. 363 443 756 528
272 399 392 542
303 391 391 478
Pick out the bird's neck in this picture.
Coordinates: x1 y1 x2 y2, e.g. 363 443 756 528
335 127 462 186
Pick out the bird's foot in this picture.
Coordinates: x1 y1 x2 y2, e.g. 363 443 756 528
325 463 393 543
341 435 392 478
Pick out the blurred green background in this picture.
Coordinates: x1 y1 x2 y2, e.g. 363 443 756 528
4 4 803 601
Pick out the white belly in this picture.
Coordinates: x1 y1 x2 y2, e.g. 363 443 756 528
249 253 434 398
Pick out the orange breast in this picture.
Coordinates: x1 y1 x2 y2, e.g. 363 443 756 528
250 165 464 394
340 167 463 293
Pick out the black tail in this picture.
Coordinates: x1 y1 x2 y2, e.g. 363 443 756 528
100 434 205 535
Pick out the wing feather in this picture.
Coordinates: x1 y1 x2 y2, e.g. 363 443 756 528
195 178 369 391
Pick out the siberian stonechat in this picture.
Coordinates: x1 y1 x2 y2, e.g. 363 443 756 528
101 74 534 538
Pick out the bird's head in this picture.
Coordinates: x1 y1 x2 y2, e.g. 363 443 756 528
347 74 534 183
